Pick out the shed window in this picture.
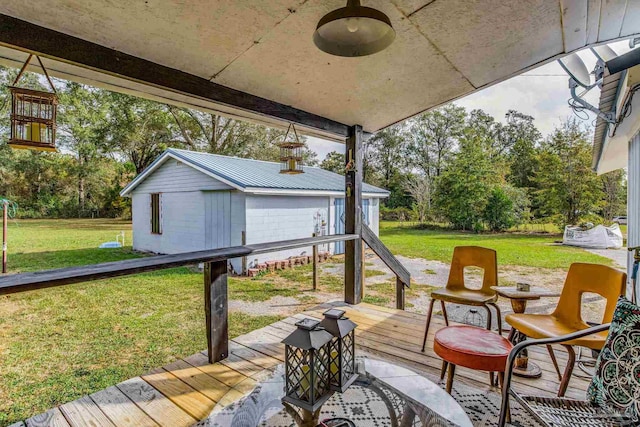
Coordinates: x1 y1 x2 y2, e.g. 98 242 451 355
151 193 162 234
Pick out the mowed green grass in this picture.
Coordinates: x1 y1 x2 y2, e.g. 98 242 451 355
0 218 615 424
379 221 612 268
0 219 282 426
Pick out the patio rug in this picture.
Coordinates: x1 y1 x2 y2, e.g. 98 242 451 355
201 379 541 427
449 382 541 427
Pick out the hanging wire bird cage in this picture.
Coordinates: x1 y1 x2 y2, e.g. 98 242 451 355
278 124 304 174
8 55 58 152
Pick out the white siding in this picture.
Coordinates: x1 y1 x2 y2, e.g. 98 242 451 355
132 191 206 254
129 158 385 272
131 159 233 255
627 131 640 298
245 195 330 266
135 159 233 193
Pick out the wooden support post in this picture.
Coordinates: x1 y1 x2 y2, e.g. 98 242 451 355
345 125 363 305
312 233 318 290
241 231 247 275
204 260 228 363
396 277 405 310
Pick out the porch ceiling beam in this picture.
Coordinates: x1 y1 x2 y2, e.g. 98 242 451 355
0 14 351 138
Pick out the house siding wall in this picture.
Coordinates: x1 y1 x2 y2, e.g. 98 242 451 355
132 190 207 254
129 158 385 273
131 159 232 254
244 195 330 267
135 159 233 193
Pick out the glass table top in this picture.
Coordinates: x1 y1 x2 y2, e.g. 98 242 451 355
197 357 473 427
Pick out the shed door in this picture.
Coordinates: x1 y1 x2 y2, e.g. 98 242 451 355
363 199 370 226
334 198 345 254
334 198 370 255
205 192 231 249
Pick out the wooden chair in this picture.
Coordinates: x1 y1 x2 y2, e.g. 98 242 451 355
505 263 626 397
421 246 501 353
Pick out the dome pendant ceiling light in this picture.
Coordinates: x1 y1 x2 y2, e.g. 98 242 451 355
313 0 395 57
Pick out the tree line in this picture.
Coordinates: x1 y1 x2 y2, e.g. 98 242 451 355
0 66 625 230
320 106 626 231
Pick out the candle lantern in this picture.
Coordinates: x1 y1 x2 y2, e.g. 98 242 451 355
8 55 58 152
282 318 334 412
278 124 304 174
319 308 358 392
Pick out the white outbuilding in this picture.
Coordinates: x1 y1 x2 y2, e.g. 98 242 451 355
120 148 389 273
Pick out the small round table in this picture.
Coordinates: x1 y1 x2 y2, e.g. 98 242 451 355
203 357 473 427
491 286 560 378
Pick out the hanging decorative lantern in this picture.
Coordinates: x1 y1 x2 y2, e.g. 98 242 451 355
319 308 358 392
278 124 304 174
8 55 58 152
282 318 334 412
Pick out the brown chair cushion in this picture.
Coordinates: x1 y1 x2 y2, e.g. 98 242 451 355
433 325 512 372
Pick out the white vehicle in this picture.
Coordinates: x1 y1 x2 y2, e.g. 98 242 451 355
613 216 627 225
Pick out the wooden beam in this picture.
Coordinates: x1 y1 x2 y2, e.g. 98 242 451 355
396 277 405 310
204 260 228 363
361 224 411 286
0 14 350 138
0 234 358 295
345 125 364 305
361 223 410 310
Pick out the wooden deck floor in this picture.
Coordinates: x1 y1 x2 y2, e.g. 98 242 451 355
13 302 590 427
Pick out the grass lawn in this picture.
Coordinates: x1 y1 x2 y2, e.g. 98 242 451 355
0 219 283 425
0 218 617 425
379 221 612 268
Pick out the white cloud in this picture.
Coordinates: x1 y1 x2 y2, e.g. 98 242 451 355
307 136 343 161
455 40 632 137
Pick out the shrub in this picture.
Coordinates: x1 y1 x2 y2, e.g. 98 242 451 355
484 187 515 231
380 206 416 222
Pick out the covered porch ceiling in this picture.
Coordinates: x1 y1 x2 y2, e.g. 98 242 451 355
1 1 639 141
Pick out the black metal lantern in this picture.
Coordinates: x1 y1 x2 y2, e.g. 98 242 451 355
313 0 395 57
282 318 334 412
278 124 304 174
319 308 358 392
8 55 58 152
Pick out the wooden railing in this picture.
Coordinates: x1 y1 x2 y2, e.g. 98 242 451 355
361 224 411 310
0 234 357 295
0 231 411 363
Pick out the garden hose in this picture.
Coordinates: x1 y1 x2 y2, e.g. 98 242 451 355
0 197 18 218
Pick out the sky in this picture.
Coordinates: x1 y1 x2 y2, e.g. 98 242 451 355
308 40 634 162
